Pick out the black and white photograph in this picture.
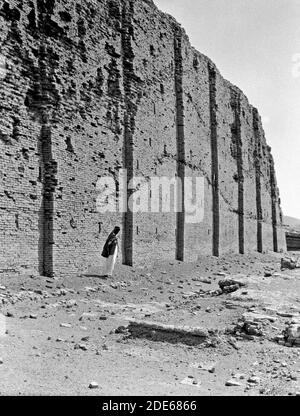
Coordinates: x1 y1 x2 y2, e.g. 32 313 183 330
0 0 299 400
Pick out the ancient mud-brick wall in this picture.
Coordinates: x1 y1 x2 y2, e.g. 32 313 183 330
0 0 286 276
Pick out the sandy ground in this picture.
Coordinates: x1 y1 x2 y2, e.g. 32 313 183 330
0 252 299 396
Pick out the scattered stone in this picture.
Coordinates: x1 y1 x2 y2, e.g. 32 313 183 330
79 313 97 321
89 382 99 389
75 343 88 351
225 379 242 387
60 323 72 328
81 336 89 342
115 326 127 334
199 278 211 284
180 377 201 388
0 285 6 290
228 337 240 350
283 323 300 346
281 257 299 270
243 312 277 323
110 283 118 289
219 278 247 294
79 326 88 331
233 373 246 380
99 316 107 321
66 299 77 308
247 376 261 384
6 312 14 318
191 362 216 373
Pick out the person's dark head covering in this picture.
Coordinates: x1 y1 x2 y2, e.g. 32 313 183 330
113 226 120 235
101 226 120 258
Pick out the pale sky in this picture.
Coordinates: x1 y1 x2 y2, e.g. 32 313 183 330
155 0 300 219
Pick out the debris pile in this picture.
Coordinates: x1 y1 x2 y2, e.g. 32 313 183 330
218 278 247 294
232 313 265 339
282 323 300 347
281 257 299 270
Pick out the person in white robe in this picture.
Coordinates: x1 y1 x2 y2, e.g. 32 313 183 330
101 226 120 278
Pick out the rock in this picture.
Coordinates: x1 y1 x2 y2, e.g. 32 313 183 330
81 336 89 342
243 312 277 323
115 326 127 334
89 382 99 389
79 312 98 321
79 326 88 331
110 283 118 289
180 377 201 388
219 278 247 292
0 358 3 364
199 278 211 284
6 312 14 318
281 257 299 270
0 285 6 290
247 376 261 384
66 299 77 308
191 362 216 373
233 373 246 380
60 323 72 328
99 316 107 321
283 323 300 346
29 314 37 319
228 337 240 350
225 379 242 387
75 343 88 351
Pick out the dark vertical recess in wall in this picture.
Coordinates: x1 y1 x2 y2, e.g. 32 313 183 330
208 65 219 257
230 90 244 254
269 155 278 252
253 108 263 253
39 123 57 277
121 1 141 266
24 2 60 277
174 27 185 261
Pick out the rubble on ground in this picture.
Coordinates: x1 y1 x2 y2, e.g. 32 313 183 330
282 322 300 347
281 257 299 270
218 277 247 294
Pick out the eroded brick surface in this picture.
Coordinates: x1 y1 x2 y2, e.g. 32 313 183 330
0 0 286 276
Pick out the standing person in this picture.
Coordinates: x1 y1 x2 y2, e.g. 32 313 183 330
101 226 120 278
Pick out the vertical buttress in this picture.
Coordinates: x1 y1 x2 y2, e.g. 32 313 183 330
121 1 139 266
208 65 219 257
230 90 244 254
174 27 185 261
269 154 278 252
253 108 263 253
